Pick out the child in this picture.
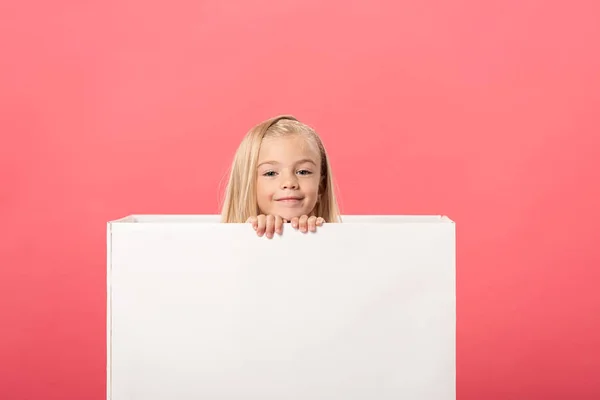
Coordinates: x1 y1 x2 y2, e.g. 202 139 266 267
220 115 341 238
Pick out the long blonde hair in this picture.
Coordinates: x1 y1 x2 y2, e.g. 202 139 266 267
220 115 341 223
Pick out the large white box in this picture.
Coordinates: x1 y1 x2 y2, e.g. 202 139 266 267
107 215 456 400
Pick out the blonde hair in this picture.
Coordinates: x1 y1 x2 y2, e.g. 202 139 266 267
220 115 341 223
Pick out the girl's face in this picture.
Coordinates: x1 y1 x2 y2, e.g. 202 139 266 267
256 134 322 221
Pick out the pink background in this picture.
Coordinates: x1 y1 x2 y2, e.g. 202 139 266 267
1 1 599 399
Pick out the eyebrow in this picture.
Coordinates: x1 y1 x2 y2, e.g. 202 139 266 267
258 159 317 168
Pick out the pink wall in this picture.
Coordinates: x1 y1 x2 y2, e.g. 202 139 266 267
1 1 599 398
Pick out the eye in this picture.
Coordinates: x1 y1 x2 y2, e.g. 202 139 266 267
297 169 312 176
262 171 277 177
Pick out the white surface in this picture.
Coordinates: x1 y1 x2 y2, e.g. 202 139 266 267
111 214 453 224
107 215 455 400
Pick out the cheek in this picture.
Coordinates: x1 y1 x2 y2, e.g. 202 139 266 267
305 177 321 199
256 181 274 201
313 174 323 192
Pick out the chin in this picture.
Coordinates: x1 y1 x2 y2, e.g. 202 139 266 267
275 210 310 221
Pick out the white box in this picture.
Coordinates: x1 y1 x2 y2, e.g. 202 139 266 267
107 215 456 400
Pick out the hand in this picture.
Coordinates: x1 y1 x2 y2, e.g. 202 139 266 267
290 215 325 233
246 214 286 239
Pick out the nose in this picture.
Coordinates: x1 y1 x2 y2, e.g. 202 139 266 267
280 172 299 190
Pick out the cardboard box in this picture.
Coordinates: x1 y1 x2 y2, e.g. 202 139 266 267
107 215 456 400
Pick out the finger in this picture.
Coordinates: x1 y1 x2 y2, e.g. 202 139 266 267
291 217 300 229
246 216 258 230
265 214 275 238
316 217 325 227
256 215 266 236
299 215 309 233
275 215 284 235
308 216 317 232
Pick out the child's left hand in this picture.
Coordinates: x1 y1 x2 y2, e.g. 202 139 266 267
289 215 325 233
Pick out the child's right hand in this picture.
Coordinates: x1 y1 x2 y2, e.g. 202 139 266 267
246 215 286 239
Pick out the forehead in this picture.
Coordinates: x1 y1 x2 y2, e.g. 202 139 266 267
258 134 321 162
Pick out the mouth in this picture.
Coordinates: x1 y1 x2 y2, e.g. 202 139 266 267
276 197 304 202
